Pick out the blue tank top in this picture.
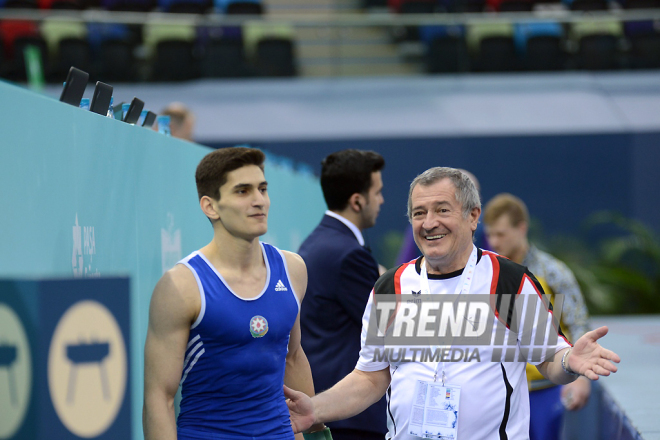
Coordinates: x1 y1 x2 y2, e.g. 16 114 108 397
176 242 299 440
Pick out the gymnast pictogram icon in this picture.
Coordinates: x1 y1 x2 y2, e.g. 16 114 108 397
0 343 18 406
65 340 110 404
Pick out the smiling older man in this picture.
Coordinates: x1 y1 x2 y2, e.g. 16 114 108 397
285 166 620 440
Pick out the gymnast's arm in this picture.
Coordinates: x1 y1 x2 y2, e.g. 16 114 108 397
143 265 200 440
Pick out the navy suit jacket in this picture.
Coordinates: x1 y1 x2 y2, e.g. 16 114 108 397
299 215 387 434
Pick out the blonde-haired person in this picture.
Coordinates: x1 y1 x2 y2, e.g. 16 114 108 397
483 193 592 440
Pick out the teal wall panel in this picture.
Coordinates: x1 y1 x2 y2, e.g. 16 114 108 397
0 81 325 439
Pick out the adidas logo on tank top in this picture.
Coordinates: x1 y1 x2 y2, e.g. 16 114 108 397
275 280 288 291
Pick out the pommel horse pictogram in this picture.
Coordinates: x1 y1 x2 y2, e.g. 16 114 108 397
66 341 110 404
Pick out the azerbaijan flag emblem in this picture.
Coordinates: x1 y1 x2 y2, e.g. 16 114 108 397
250 315 269 338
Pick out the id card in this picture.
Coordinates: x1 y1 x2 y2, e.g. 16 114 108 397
408 380 461 439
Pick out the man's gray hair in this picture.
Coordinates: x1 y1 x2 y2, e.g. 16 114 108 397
407 167 481 222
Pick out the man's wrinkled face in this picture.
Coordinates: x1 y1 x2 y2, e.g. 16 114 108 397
410 178 479 273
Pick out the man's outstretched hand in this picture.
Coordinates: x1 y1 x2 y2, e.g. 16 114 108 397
569 326 621 381
284 385 316 434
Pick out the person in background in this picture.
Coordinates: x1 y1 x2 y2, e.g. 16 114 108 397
143 147 321 440
160 102 196 141
298 149 387 440
483 193 592 440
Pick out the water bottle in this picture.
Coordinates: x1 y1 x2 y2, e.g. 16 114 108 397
122 103 131 122
157 115 171 136
79 98 90 110
138 110 148 126
107 97 114 118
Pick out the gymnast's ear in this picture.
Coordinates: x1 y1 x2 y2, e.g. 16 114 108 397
200 196 221 221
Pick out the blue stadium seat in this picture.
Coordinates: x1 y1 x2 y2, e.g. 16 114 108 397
52 37 92 81
525 35 566 70
570 0 609 10
225 1 262 13
499 0 533 11
86 22 131 54
102 0 156 12
151 39 199 80
419 24 465 47
628 32 660 68
622 0 660 6
254 37 296 77
475 35 519 71
570 20 623 70
214 0 260 13
577 34 621 69
200 37 250 77
97 38 138 81
513 21 562 54
159 0 212 13
426 35 469 72
3 0 38 8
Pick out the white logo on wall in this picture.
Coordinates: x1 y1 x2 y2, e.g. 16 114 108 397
72 214 99 278
161 213 181 274
0 305 32 439
48 300 127 438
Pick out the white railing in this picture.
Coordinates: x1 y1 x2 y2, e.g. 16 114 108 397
1 8 660 26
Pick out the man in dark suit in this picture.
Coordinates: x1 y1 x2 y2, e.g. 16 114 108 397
299 149 387 440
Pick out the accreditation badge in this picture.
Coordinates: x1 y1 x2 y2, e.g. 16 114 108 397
408 380 461 439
